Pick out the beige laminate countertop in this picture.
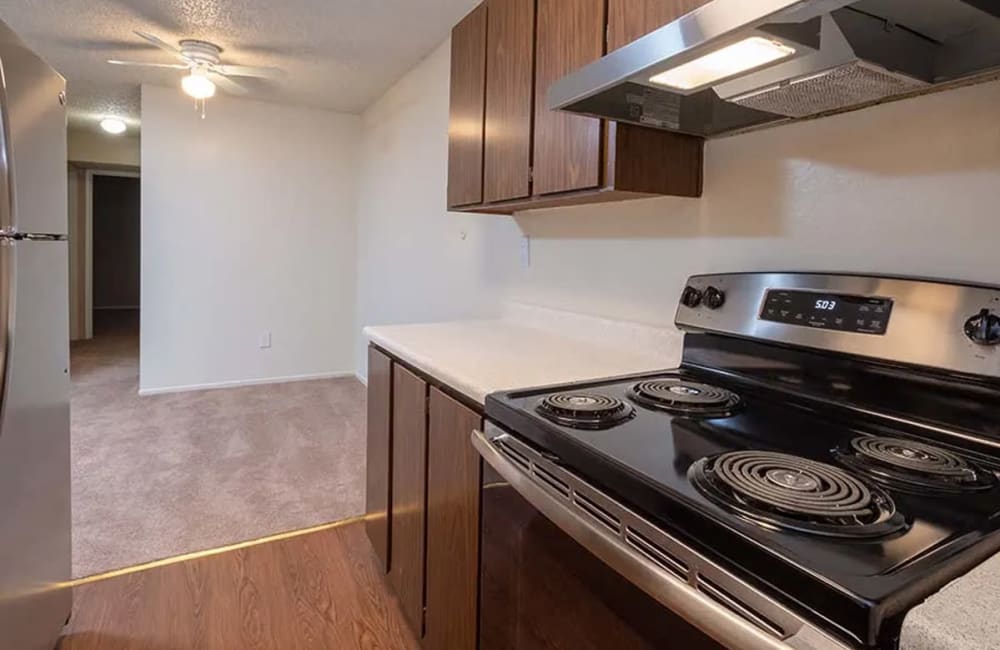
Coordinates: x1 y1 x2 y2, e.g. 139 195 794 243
363 315 683 405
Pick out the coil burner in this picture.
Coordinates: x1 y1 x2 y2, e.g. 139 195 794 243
690 450 907 538
536 393 635 430
836 436 999 494
627 379 741 417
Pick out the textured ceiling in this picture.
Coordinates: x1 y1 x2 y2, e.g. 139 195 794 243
0 0 478 130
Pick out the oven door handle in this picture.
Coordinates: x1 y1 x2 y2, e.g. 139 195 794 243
472 428 850 650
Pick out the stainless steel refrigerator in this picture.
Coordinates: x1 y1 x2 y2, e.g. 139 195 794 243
0 18 72 650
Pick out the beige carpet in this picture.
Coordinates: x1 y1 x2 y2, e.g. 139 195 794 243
71 311 367 578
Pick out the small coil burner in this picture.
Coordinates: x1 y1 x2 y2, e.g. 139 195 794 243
628 378 741 417
835 436 999 494
536 393 635 430
690 451 906 538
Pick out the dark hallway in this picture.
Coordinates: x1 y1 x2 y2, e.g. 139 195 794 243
92 174 140 321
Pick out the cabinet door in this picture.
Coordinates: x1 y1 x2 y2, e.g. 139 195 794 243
364 346 392 573
424 389 483 650
484 0 536 203
532 0 605 196
608 0 711 51
389 365 429 638
448 4 488 208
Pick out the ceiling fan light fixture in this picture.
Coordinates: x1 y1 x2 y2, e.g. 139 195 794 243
181 71 216 99
99 118 127 135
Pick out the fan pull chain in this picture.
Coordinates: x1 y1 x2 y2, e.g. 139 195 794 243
193 98 208 119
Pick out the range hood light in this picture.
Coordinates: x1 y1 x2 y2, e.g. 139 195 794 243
648 37 797 91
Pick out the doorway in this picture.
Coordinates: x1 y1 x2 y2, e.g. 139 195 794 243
67 168 140 342
90 174 140 339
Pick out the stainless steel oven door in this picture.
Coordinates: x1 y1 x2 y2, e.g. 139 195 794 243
474 423 852 650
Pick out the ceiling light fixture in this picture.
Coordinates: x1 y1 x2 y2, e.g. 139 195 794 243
181 71 216 99
99 118 127 135
181 70 217 119
649 37 797 92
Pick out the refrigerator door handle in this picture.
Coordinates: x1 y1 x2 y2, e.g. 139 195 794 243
0 53 13 235
0 54 12 420
0 240 12 427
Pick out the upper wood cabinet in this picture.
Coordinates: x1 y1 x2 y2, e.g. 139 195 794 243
607 0 712 51
448 0 705 214
532 0 605 196
483 0 537 203
447 5 488 208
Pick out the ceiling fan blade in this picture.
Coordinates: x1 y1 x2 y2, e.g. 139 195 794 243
107 59 189 69
212 64 284 79
134 31 186 59
208 72 250 95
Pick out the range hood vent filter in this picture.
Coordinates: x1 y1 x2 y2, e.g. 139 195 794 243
729 61 930 118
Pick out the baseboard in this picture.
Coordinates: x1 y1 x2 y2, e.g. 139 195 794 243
355 371 368 387
138 371 357 396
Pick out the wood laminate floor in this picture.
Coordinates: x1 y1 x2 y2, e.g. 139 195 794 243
59 521 420 650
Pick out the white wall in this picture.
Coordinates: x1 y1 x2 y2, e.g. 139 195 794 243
68 128 141 166
354 41 523 377
140 85 361 393
354 37 1000 378
512 80 1000 326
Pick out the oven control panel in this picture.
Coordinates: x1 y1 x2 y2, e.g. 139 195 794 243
675 272 1000 378
759 289 893 335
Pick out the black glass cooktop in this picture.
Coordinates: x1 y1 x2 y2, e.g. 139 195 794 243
485 365 1000 648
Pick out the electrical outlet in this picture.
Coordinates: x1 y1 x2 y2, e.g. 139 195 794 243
259 331 272 349
520 235 531 269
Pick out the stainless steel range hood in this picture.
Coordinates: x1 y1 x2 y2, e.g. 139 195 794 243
549 0 1000 137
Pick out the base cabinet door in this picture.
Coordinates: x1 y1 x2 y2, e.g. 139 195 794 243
424 388 483 650
389 366 429 638
364 347 393 573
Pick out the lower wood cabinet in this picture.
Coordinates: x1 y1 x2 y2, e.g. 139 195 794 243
389 365 429 637
425 388 483 650
364 347 393 573
365 346 484 650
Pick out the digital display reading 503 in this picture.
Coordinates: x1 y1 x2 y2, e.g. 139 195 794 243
761 290 893 335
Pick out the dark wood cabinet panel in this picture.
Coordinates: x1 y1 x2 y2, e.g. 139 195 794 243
364 346 392 574
609 122 703 196
532 0 605 196
452 0 704 214
607 0 712 51
389 365 429 638
424 388 483 650
484 0 536 203
448 4 489 208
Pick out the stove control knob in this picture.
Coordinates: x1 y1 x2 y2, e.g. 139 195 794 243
681 286 703 308
964 309 1000 346
704 286 726 310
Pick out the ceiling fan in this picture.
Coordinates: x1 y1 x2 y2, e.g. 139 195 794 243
108 31 284 117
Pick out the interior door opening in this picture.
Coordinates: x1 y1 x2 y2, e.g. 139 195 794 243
90 173 140 340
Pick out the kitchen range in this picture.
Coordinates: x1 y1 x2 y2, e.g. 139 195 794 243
478 273 1000 650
